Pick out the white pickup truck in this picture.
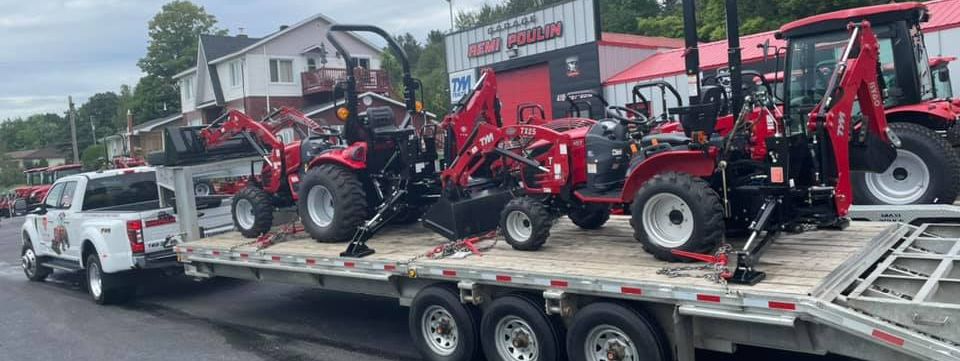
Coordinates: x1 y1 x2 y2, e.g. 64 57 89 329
19 167 232 304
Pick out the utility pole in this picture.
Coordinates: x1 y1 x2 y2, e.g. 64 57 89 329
446 0 454 31
90 115 98 145
68 96 80 164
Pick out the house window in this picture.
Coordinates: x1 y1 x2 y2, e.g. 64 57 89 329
270 59 294 83
357 57 370 69
307 58 317 71
182 77 194 99
229 61 243 87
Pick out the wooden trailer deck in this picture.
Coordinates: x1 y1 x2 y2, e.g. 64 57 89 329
192 217 896 296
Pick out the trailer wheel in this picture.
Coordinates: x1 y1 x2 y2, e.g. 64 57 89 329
194 180 214 196
21 240 51 282
85 254 135 305
299 165 367 243
481 295 564 361
500 197 553 251
566 303 669 361
409 286 481 361
568 203 610 230
631 172 723 262
853 122 960 205
232 186 275 238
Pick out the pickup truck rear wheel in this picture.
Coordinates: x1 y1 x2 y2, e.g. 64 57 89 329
21 241 51 282
85 254 134 305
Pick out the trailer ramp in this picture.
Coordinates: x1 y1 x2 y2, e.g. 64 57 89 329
812 223 960 360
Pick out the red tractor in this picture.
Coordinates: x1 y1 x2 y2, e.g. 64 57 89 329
425 0 899 285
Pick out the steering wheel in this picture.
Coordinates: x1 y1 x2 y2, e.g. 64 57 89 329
606 105 650 126
815 60 837 85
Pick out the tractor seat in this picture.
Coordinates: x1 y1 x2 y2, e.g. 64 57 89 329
640 133 690 148
367 106 413 138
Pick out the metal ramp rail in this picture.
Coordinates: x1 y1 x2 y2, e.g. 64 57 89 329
810 223 960 360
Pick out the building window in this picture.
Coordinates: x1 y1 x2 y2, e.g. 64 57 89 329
307 58 317 71
229 61 243 87
270 59 294 83
182 77 194 99
356 57 370 69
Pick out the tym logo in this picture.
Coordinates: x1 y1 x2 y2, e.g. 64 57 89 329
479 133 495 146
450 74 474 103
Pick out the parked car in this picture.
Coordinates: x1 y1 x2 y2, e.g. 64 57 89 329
19 166 232 304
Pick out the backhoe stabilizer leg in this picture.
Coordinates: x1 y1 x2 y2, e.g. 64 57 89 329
340 189 407 258
730 197 781 285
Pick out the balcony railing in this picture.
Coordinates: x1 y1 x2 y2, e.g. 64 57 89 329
301 68 391 95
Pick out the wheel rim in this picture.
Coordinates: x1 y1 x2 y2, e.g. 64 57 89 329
307 185 335 228
584 325 638 361
642 193 694 248
495 316 540 361
195 183 211 196
421 305 459 356
863 149 930 205
234 199 256 230
506 211 533 242
21 248 36 278
88 261 103 299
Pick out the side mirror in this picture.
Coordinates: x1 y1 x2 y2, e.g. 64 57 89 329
31 205 46 215
938 71 950 83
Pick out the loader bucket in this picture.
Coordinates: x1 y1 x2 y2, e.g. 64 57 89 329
155 126 259 166
422 187 512 241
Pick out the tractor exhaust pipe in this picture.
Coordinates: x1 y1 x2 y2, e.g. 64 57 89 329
682 0 701 105
725 0 744 119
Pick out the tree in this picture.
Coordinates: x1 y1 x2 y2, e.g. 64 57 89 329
77 92 121 151
132 1 224 122
599 0 661 34
456 0 567 29
81 144 108 171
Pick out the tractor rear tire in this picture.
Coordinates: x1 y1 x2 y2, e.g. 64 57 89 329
568 203 610 230
298 165 367 243
853 122 960 205
500 197 553 251
630 172 724 262
232 186 275 238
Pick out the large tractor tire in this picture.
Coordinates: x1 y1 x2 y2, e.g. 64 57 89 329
232 186 275 238
630 172 724 262
298 164 367 243
853 122 960 205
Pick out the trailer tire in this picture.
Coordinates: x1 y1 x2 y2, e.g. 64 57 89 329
232 186 275 238
21 240 51 282
566 302 669 361
409 286 482 361
501 197 553 251
194 180 214 196
299 164 367 243
85 254 135 305
853 122 960 205
631 172 723 262
481 294 564 361
567 203 610 230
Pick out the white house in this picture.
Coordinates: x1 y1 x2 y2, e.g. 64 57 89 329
174 13 389 124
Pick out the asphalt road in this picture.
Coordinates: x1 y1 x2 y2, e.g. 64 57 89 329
0 216 855 361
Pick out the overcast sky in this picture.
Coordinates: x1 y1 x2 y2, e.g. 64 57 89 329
0 0 487 120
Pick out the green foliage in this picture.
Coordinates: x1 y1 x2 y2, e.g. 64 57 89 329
381 30 452 117
456 0 568 29
131 0 224 123
0 153 22 188
599 0 661 34
81 144 108 171
76 92 121 151
0 113 68 152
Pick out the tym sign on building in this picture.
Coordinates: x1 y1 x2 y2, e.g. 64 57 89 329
445 0 600 102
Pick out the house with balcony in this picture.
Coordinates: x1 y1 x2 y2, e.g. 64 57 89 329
174 13 390 124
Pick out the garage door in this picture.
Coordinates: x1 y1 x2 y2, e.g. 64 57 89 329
496 63 552 125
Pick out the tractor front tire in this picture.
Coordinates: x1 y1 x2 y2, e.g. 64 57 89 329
298 165 367 243
630 172 724 262
232 186 275 238
568 203 610 230
500 197 553 251
853 122 960 205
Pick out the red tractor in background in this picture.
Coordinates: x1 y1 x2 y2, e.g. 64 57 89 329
12 164 82 215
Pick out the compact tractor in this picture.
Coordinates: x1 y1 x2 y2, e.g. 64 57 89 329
162 25 442 257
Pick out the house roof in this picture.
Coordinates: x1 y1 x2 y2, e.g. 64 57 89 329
130 113 183 135
301 92 438 119
201 34 262 61
605 0 960 85
599 32 684 49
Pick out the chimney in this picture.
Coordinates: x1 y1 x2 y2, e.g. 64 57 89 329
279 25 289 31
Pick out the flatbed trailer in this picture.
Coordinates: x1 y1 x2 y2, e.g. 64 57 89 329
176 218 960 361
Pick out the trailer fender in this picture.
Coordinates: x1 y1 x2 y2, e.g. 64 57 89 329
620 150 717 202
306 141 367 171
